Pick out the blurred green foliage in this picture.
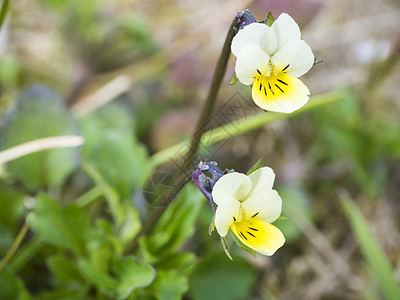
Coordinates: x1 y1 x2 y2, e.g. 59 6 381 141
1 86 80 190
1 1 400 299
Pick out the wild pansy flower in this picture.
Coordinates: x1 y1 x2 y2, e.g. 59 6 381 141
192 162 285 256
232 13 315 113
212 166 285 256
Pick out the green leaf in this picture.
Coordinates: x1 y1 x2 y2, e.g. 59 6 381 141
265 12 275 27
228 72 239 85
87 129 151 198
118 201 141 246
78 258 119 292
47 254 84 283
150 270 188 300
154 252 197 276
188 253 257 300
79 102 134 157
142 184 204 257
113 256 155 299
246 158 263 175
82 163 125 228
0 180 25 230
39 289 88 300
341 195 400 300
0 85 80 190
28 194 92 255
0 266 25 300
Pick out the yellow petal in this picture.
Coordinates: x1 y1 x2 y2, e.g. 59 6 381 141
251 72 309 113
231 218 285 256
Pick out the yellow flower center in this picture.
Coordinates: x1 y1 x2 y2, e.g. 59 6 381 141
254 64 290 97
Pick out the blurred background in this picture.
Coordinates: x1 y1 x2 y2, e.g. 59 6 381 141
0 0 400 299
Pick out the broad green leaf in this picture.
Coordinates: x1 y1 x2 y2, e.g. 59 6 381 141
78 258 118 292
118 201 141 247
341 195 400 300
82 163 124 228
79 102 134 158
228 72 239 85
154 252 197 276
149 270 188 300
246 158 263 175
0 266 25 300
0 181 25 250
188 253 256 300
87 129 151 198
142 184 203 257
47 254 83 283
89 243 114 274
39 289 88 300
265 12 275 27
113 256 155 299
28 194 92 255
0 85 80 190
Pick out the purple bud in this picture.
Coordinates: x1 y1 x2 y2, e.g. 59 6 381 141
236 10 257 29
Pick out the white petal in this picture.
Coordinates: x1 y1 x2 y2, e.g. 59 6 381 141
212 172 251 204
271 13 301 50
235 45 270 85
241 190 282 223
231 23 277 57
248 167 275 195
271 40 314 78
214 197 240 236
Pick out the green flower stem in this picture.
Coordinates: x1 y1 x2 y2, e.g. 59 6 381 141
126 16 244 253
0 221 29 275
75 186 103 207
0 0 9 30
150 89 350 167
9 237 43 273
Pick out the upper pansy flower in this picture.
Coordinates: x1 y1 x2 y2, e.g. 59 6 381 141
212 167 285 256
231 13 315 113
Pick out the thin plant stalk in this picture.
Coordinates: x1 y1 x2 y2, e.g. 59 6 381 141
0 0 9 30
126 15 244 253
0 221 29 274
150 89 351 167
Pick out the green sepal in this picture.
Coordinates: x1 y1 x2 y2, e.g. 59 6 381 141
246 158 263 175
228 72 239 85
208 214 215 236
220 236 233 260
264 12 275 27
274 213 289 222
314 58 323 65
231 232 256 258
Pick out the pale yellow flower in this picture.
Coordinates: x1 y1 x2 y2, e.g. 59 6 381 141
232 13 314 113
212 167 285 256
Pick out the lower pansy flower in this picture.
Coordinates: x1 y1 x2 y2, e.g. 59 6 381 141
212 166 285 256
